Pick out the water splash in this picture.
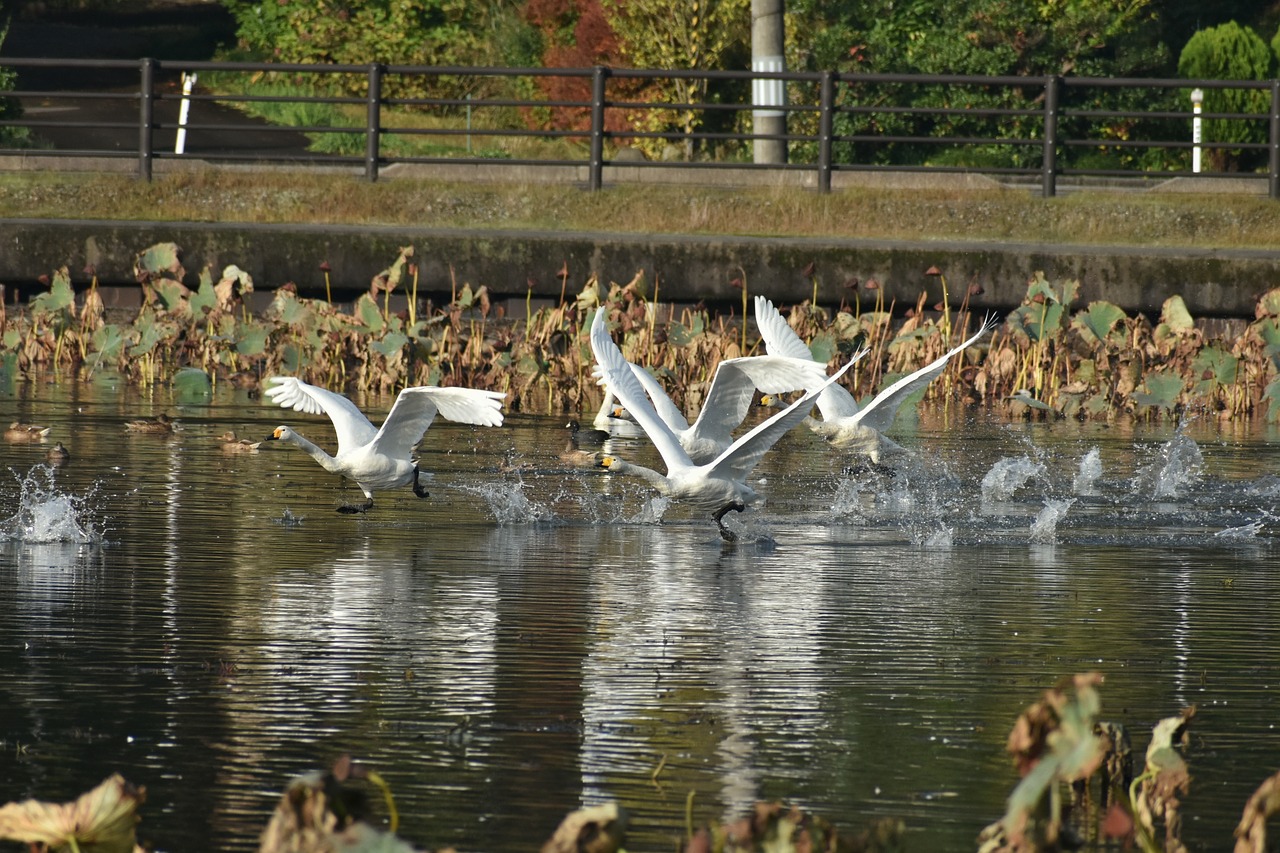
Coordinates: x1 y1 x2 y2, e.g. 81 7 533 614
1030 498 1075 544
1134 430 1203 499
461 480 556 524
633 496 670 524
1 466 101 544
913 524 954 550
273 507 305 527
980 456 1046 502
830 478 869 519
1215 519 1265 540
1073 447 1102 495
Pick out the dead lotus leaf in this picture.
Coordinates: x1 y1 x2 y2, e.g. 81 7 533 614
540 802 627 853
1234 769 1280 853
0 773 145 853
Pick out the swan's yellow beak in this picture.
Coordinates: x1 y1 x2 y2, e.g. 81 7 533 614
759 394 781 409
598 455 616 470
267 427 284 441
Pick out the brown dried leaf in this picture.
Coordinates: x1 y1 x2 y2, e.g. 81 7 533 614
540 802 627 853
1234 769 1280 853
0 773 144 852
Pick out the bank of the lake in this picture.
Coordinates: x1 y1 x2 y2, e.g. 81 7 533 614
3 171 1280 316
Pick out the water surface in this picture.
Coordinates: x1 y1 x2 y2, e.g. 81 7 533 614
2 380 1279 851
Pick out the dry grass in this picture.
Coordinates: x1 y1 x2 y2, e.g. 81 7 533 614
3 170 1280 249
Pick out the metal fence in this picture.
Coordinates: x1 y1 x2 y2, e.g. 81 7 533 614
2 57 1277 197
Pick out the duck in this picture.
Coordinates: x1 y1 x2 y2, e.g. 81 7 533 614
263 376 506 513
559 439 603 469
125 413 175 434
589 307 855 541
610 350 832 464
565 418 612 448
218 430 262 453
45 442 71 464
5 422 51 442
754 295 998 461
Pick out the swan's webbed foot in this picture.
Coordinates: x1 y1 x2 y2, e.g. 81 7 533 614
337 498 374 514
412 466 430 499
713 501 746 542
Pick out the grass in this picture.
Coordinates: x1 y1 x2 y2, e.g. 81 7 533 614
3 170 1280 249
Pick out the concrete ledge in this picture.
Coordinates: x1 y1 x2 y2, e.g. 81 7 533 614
3 218 1278 318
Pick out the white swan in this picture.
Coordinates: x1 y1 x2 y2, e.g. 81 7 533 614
754 296 998 461
264 376 505 513
590 387 644 438
589 307 858 540
615 352 831 464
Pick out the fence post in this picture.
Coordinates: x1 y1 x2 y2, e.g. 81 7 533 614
1270 80 1280 200
588 65 609 192
138 58 154 181
1041 75 1059 198
365 63 384 183
817 71 835 194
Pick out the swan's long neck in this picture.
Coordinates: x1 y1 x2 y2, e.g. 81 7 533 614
283 431 342 474
612 459 671 494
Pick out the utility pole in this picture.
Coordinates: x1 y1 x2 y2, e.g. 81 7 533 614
751 0 787 164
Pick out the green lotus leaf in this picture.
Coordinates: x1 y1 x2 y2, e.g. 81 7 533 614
1132 372 1184 411
235 322 269 357
355 293 386 333
172 367 212 402
29 268 75 321
134 242 184 281
1072 301 1127 347
807 330 837 365
91 324 127 361
371 333 408 358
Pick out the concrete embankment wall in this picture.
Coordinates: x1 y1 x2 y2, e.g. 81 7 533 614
3 217 1280 318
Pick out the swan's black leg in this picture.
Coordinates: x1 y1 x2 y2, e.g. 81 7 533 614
713 501 746 542
337 497 374 514
412 465 430 499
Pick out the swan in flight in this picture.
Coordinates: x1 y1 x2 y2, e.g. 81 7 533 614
264 376 505 513
754 296 998 461
589 307 858 540
610 350 832 464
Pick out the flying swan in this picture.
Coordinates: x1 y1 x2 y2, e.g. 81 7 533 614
754 295 998 461
589 307 858 540
264 376 505 513
605 350 831 465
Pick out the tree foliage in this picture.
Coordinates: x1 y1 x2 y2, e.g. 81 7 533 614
600 0 750 159
221 0 526 101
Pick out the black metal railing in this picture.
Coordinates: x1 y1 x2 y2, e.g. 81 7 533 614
1 57 1276 197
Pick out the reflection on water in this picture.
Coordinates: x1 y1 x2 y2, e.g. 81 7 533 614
1 381 1278 852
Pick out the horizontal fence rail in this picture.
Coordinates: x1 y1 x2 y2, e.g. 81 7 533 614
0 57 1277 197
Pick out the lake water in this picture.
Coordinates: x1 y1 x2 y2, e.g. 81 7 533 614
2 378 1279 852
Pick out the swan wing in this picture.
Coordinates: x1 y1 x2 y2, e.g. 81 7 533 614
589 308 694 472
852 313 999 434
370 386 505 458
708 356 859 482
265 376 377 453
627 362 691 433
753 295 816 360
688 355 828 444
753 295 860 420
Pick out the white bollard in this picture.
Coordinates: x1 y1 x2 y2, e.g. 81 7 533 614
1191 87 1203 174
175 72 197 155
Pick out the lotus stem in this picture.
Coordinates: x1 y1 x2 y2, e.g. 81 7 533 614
364 770 399 834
